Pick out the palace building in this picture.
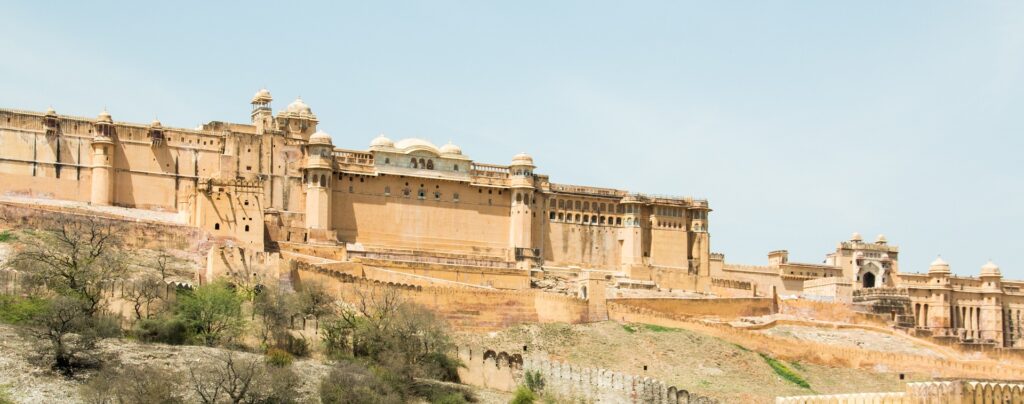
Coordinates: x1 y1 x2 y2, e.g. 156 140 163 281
0 89 711 280
1 89 1020 349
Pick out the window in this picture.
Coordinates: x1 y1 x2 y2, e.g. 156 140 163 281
214 223 220 230
403 187 411 197
412 159 418 168
384 186 391 196
453 193 460 202
244 200 249 206
244 225 250 232
384 157 390 164
418 188 426 199
426 160 434 170
434 191 441 200
320 176 326 187
454 164 459 171
348 186 354 193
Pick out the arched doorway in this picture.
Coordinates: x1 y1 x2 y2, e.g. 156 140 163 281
862 272 876 288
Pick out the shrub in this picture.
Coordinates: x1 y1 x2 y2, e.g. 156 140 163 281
135 315 189 345
622 324 637 333
0 295 49 325
81 363 184 404
524 370 545 393
319 361 403 404
510 385 537 404
0 230 14 243
760 353 810 388
265 347 294 368
431 392 468 404
0 384 13 404
283 334 311 357
175 280 244 346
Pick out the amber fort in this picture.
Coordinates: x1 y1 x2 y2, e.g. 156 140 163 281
2 89 1024 402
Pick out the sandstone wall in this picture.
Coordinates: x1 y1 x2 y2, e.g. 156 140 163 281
293 263 589 332
776 380 1024 403
608 297 775 319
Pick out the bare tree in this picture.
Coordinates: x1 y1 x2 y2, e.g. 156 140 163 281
123 275 165 320
6 216 127 315
151 249 178 282
27 296 103 374
187 352 297 404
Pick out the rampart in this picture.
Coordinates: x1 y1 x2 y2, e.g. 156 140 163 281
292 261 590 332
608 297 775 319
456 346 719 403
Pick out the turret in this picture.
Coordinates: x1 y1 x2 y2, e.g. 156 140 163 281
148 118 164 146
90 109 115 206
509 153 536 267
250 88 273 134
277 97 318 139
303 130 334 231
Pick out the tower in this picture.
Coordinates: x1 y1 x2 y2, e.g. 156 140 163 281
304 130 334 233
979 261 1004 343
250 88 274 134
509 153 536 268
277 97 318 140
90 109 115 206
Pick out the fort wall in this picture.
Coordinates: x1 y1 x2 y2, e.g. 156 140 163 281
456 346 719 403
609 297 775 319
292 262 589 332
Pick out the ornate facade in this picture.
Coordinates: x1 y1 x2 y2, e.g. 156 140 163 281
0 89 710 278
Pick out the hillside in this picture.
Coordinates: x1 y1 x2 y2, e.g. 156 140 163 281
457 321 932 403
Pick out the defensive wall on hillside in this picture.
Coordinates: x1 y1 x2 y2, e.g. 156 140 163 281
456 346 718 403
776 380 1024 403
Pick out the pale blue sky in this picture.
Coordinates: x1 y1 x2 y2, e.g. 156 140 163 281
3 2 1022 278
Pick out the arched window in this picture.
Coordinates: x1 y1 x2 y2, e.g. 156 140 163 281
558 213 564 220
516 193 523 203
549 212 556 220
583 215 589 223
616 217 622 225
558 200 565 209
575 214 581 222
244 225 250 232
583 201 590 210
214 223 220 230
411 159 418 168
419 158 426 168
319 175 326 187
426 159 434 170
549 199 556 208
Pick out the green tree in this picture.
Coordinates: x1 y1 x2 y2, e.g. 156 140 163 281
176 281 244 346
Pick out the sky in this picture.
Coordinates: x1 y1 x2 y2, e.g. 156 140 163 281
2 1 1023 279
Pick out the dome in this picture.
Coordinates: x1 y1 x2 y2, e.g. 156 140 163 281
511 152 534 167
929 256 951 275
251 88 272 103
370 134 394 149
150 118 162 128
309 130 333 145
394 138 440 154
97 109 112 123
981 260 1001 277
875 234 887 244
45 106 56 116
850 232 863 242
285 97 313 116
440 142 462 155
